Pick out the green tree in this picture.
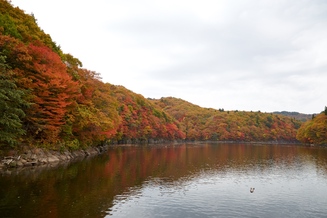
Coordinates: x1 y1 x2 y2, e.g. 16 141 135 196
0 54 29 146
0 12 22 40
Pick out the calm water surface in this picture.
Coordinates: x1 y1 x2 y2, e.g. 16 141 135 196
1 143 327 218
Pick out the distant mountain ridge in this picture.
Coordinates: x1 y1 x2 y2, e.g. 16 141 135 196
273 111 311 122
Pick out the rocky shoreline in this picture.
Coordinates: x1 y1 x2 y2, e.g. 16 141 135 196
0 140 309 172
0 145 110 171
0 140 179 172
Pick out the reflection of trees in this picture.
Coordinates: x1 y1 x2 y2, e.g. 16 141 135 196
1 143 327 217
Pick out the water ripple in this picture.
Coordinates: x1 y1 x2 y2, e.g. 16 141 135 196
107 145 327 217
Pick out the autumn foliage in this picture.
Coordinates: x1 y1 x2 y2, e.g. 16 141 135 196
112 86 184 143
0 0 185 148
0 0 319 150
151 97 302 142
296 111 327 145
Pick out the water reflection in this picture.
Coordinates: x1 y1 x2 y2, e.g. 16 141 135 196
0 143 327 218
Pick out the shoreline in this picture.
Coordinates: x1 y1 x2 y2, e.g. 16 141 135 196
0 145 110 171
0 140 312 172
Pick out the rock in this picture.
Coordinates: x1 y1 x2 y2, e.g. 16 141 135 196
2 158 13 165
20 159 27 164
34 148 45 156
0 145 107 171
63 151 72 160
84 147 98 156
24 162 34 167
71 150 84 158
31 154 37 160
38 158 48 164
25 150 32 159
47 155 60 163
20 154 28 160
9 161 17 168
16 161 24 167
60 153 71 161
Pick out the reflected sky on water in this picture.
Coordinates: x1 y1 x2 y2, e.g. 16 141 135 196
1 143 327 218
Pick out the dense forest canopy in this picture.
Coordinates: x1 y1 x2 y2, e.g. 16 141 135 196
150 97 302 142
0 0 179 148
296 108 327 145
0 0 326 149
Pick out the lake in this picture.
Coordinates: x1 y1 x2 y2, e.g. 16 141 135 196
1 143 327 218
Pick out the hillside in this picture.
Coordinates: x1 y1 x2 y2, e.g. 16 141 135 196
0 0 63 56
0 0 184 149
273 111 311 122
111 86 185 143
0 1 308 150
296 109 327 145
150 97 302 142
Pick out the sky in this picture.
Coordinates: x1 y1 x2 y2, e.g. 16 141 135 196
11 0 327 114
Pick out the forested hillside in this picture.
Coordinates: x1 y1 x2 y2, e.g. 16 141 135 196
151 97 302 142
0 0 315 150
0 0 183 149
296 108 327 145
111 86 184 143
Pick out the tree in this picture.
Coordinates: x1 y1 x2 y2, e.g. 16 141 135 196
22 43 79 143
297 113 327 145
0 53 29 146
70 69 120 146
0 12 22 40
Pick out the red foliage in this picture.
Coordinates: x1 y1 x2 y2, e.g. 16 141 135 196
113 86 185 143
23 43 79 142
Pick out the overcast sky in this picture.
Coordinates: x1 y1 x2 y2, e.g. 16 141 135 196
11 0 327 114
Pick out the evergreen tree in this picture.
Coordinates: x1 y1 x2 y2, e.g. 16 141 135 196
0 53 29 146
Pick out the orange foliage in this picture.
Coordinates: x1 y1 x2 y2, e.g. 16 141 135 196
22 43 79 143
151 97 302 142
112 86 185 143
70 69 120 146
0 1 307 149
297 113 327 145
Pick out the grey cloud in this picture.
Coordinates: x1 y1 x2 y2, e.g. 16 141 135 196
12 0 327 113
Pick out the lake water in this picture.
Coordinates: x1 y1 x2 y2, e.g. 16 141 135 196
1 143 327 218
